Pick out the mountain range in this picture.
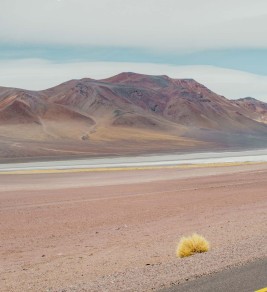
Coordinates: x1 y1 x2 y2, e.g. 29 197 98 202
1 72 267 160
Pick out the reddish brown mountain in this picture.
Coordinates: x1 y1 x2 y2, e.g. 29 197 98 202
231 97 267 124
1 73 267 160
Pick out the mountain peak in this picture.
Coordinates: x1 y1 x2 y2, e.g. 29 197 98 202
1 72 267 159
235 97 267 105
237 97 257 101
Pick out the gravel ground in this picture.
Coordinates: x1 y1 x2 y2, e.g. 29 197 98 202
1 164 267 291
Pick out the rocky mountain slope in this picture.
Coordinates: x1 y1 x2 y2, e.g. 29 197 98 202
1 73 267 159
231 97 267 124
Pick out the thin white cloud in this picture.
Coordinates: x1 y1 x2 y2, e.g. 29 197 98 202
1 0 267 52
1 59 267 101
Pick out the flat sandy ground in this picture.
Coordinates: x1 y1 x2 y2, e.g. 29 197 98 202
1 164 267 291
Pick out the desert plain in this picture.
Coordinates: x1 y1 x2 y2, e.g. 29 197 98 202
1 162 267 291
2 2 267 291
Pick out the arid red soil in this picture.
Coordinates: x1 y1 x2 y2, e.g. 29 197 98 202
1 164 267 291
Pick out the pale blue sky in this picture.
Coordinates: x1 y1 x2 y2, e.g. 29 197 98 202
1 45 267 76
1 0 267 100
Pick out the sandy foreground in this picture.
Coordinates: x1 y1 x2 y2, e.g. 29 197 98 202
0 163 267 291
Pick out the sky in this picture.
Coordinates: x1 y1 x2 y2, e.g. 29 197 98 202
1 0 267 101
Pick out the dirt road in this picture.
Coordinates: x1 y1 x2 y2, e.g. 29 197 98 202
1 164 267 291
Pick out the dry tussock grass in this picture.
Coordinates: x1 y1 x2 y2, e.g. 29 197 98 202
176 233 210 258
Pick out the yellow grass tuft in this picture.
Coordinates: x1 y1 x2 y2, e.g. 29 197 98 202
176 233 210 258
